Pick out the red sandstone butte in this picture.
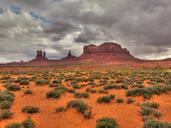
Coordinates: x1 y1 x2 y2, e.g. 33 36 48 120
1 42 171 66
79 42 138 62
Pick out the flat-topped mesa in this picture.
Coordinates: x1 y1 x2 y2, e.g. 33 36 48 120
83 42 130 54
61 50 77 61
80 42 137 61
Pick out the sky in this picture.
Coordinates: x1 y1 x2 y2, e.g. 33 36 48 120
0 0 171 63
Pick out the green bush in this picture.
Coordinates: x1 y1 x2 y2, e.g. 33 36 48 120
7 85 21 91
0 90 14 109
89 89 97 93
103 85 117 90
140 102 161 119
74 92 89 98
46 90 61 99
24 89 33 95
143 120 171 128
0 100 12 109
49 79 61 87
127 98 135 104
22 106 39 114
83 110 92 119
72 84 81 89
0 109 13 120
141 106 154 116
22 117 35 128
81 92 89 98
19 80 29 85
141 102 159 109
4 117 35 128
116 98 124 103
46 86 68 99
55 106 66 112
35 79 49 86
67 100 88 114
126 85 171 99
97 95 115 103
4 123 22 128
98 89 108 94
96 117 118 128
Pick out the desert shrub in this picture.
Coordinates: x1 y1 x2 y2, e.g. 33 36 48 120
127 98 135 104
74 92 82 98
141 106 154 116
81 92 89 98
49 79 61 87
24 89 33 95
120 85 129 89
103 85 117 90
22 106 39 114
46 86 68 99
55 106 66 112
5 117 35 128
140 102 161 119
54 86 68 92
46 90 61 98
97 94 115 103
0 100 12 109
72 84 81 89
4 123 22 128
116 98 124 103
141 102 159 109
98 89 108 94
16 77 29 85
153 111 162 118
74 92 89 99
126 88 151 99
19 80 29 85
67 100 88 114
0 90 14 109
126 85 171 99
22 117 35 128
83 110 92 119
35 79 49 86
68 89 76 93
1 76 11 80
7 85 21 91
0 109 13 120
143 120 171 128
96 117 118 128
89 89 97 93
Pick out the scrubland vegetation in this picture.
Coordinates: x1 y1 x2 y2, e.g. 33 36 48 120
0 66 171 128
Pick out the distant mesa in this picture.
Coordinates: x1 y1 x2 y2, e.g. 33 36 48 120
1 42 171 66
79 42 137 61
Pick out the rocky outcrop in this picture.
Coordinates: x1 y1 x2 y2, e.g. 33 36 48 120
79 42 138 61
30 50 48 62
61 51 77 61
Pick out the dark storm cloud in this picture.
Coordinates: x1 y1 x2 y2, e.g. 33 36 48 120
1 0 171 62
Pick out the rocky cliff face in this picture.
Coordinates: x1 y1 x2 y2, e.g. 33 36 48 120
79 42 138 61
30 50 48 62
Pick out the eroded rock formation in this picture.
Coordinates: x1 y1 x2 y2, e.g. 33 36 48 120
61 50 77 61
79 42 137 61
31 50 48 62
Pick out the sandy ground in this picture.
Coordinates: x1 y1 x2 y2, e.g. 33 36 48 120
0 68 171 128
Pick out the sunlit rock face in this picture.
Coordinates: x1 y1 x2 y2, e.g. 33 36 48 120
80 42 138 61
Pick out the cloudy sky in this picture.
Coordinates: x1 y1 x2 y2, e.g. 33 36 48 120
0 0 171 63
